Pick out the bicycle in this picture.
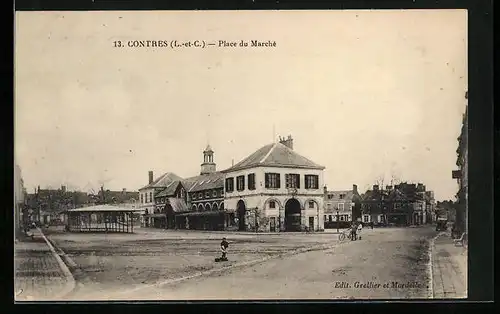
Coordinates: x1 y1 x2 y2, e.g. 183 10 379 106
338 229 353 241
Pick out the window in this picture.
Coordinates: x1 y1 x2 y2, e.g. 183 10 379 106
205 191 210 198
225 177 234 192
213 190 217 197
309 201 315 208
339 194 345 199
149 192 153 203
340 216 345 221
265 173 281 189
327 203 332 210
329 215 333 222
192 193 197 200
198 192 202 199
248 173 256 190
328 194 334 199
324 215 327 221
285 174 300 189
305 175 319 189
338 203 344 210
269 201 276 209
363 215 370 223
140 194 143 203
236 175 245 191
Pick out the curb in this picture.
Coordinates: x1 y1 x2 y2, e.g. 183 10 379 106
427 231 445 299
110 241 339 299
36 227 76 300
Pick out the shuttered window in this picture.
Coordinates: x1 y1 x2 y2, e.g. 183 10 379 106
236 175 245 191
225 177 234 192
248 173 256 190
305 175 319 189
265 173 280 189
285 174 300 189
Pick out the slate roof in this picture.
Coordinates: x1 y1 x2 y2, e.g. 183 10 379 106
221 142 325 173
155 181 181 198
183 172 224 193
139 172 183 190
326 190 361 202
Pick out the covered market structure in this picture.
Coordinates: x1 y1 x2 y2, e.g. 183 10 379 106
64 204 142 233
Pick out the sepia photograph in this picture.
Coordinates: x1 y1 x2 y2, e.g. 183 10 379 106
14 9 468 301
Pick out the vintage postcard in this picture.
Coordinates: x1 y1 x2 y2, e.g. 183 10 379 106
14 10 468 301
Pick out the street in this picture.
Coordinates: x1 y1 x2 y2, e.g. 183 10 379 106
52 226 437 300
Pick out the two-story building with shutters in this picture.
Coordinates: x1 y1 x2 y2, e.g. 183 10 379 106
323 185 362 229
221 135 325 232
139 171 183 227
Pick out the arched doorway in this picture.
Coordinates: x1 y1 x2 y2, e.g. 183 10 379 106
237 200 246 231
285 198 302 232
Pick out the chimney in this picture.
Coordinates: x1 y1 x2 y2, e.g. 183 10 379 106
279 135 294 150
122 188 126 193
61 185 66 193
353 184 358 194
148 171 154 184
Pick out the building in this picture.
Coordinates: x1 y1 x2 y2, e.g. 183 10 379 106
14 164 27 237
222 135 326 232
27 185 137 226
139 172 183 227
452 103 468 235
323 185 362 228
149 145 226 231
361 183 435 226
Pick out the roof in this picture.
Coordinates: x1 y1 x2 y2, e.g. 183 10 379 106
155 181 182 198
139 172 183 190
222 142 325 173
386 189 409 202
183 172 224 192
168 197 189 212
64 204 143 213
326 190 360 202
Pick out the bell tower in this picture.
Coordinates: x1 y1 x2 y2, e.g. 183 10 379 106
200 145 216 175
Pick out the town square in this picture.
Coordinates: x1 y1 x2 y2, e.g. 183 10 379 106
14 10 468 301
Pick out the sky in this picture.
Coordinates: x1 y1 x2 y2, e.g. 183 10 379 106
15 10 467 200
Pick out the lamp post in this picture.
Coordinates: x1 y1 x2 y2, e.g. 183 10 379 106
336 209 339 233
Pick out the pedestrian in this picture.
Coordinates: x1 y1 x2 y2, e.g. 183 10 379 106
220 237 229 261
350 222 357 241
370 221 374 229
357 222 363 240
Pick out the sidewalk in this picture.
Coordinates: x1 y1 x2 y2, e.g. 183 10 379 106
431 232 467 299
14 229 72 301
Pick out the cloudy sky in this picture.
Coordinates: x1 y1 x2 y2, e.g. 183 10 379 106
15 10 467 200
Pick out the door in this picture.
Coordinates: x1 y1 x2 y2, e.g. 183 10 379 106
270 217 276 232
309 217 314 231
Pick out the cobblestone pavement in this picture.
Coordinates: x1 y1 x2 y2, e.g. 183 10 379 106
432 232 467 299
106 226 436 300
14 229 70 301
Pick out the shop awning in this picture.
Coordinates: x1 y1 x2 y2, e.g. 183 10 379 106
144 213 166 218
176 211 225 217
